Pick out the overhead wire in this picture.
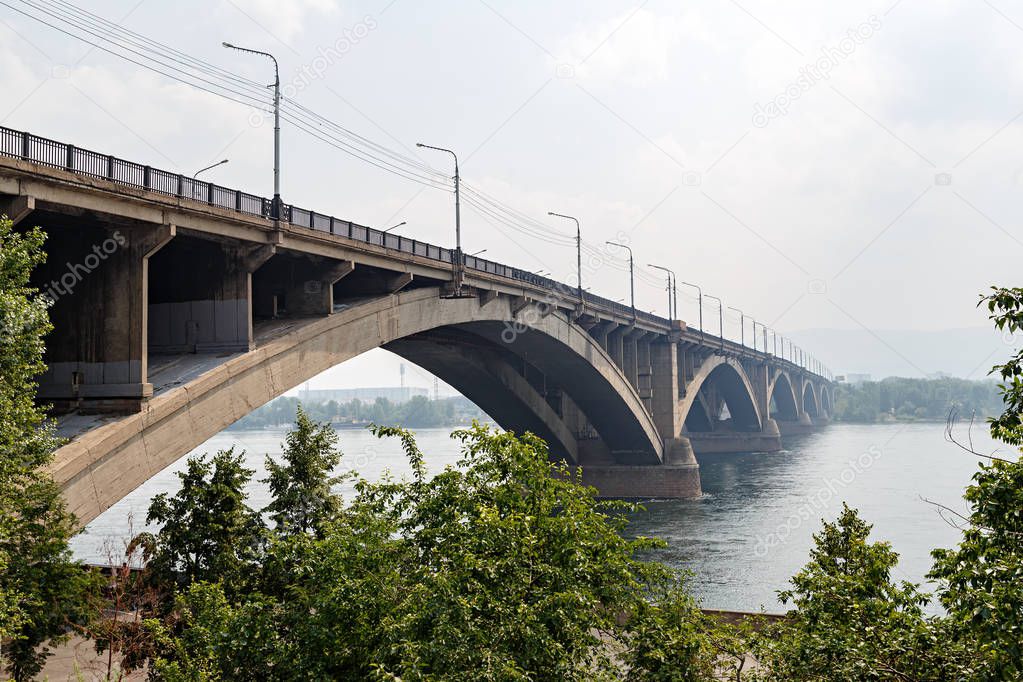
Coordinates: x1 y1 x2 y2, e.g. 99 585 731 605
39 0 266 89
7 0 270 107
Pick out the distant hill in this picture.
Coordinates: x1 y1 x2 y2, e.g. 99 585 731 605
786 327 1011 380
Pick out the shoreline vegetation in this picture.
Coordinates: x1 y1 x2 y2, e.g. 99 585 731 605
831 376 1001 423
3 220 1022 680
227 394 489 431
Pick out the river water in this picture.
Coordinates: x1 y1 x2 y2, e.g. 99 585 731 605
72 422 1003 613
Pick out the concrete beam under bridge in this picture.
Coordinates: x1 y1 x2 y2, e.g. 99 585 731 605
35 221 175 412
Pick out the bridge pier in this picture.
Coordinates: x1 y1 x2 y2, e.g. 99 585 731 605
253 252 354 317
148 236 270 354
686 429 782 455
34 221 174 412
579 462 701 499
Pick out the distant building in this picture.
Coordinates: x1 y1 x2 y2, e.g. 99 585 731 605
926 371 952 380
840 373 872 384
298 386 430 404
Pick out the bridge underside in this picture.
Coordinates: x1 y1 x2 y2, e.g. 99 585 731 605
1 155 833 525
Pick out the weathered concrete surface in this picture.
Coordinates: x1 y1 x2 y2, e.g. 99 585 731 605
687 431 783 455
50 288 663 525
580 463 702 499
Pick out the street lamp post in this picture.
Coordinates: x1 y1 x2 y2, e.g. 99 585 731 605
728 306 745 347
548 212 582 303
649 264 676 324
193 158 229 180
191 159 229 200
417 143 463 293
705 294 724 349
678 281 703 342
383 221 406 233
222 42 280 223
751 320 766 353
606 241 635 319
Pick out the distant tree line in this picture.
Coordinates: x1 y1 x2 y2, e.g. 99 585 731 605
228 394 488 430
833 377 1002 423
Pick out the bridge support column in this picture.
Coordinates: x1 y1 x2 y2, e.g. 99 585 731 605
274 256 354 316
36 222 175 412
580 463 701 499
622 332 638 388
607 327 625 369
650 340 698 466
148 239 271 354
637 335 653 412
752 363 771 421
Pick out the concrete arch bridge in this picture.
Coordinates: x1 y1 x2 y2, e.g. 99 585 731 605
0 127 834 525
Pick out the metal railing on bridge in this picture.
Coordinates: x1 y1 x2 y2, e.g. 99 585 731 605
0 126 832 381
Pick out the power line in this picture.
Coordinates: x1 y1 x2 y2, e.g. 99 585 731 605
1 0 268 111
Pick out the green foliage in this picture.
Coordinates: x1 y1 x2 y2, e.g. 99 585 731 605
983 286 1023 445
135 421 720 680
914 285 1023 679
0 216 100 679
930 457 1023 678
759 504 974 681
833 377 1002 423
142 447 264 599
621 574 720 681
262 405 343 536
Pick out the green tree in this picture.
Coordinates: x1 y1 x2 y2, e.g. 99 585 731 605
759 504 972 681
620 573 720 681
983 286 1023 446
929 458 1023 680
925 286 1023 679
0 216 100 679
142 447 264 600
148 423 711 681
263 405 343 536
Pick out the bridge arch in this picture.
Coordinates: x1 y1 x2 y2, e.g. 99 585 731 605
767 370 800 422
52 287 663 525
802 381 820 418
819 384 832 417
678 355 762 433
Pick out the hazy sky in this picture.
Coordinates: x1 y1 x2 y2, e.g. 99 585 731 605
2 0 1021 386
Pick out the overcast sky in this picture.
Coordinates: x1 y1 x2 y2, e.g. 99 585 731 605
2 0 1021 386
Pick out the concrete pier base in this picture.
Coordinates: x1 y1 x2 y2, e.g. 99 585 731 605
579 462 702 499
687 430 782 455
776 420 816 436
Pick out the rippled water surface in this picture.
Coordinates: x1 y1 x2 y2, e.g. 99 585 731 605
74 422 1000 612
